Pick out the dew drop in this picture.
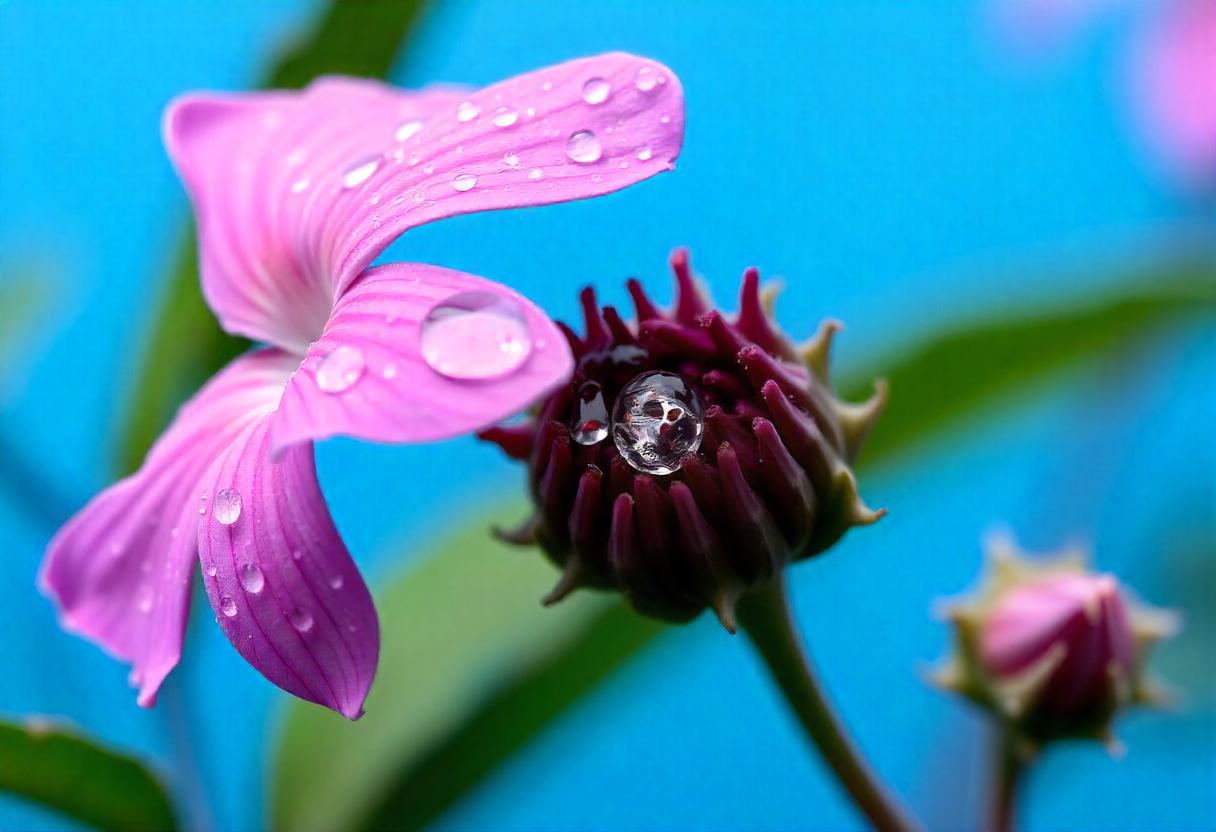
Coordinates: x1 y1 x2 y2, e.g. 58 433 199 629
456 100 480 122
342 155 381 188
611 371 704 476
660 115 671 125
451 173 478 192
581 77 611 105
328 575 345 590
206 562 218 578
136 588 154 614
569 381 609 445
635 66 658 92
289 608 315 633
213 488 242 525
220 595 238 617
492 106 519 128
291 178 310 194
238 563 265 594
395 120 423 142
636 146 653 161
503 152 520 168
316 345 365 394
382 363 398 380
565 130 602 164
527 168 544 181
420 291 532 380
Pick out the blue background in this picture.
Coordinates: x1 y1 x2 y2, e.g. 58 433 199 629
1 1 1212 830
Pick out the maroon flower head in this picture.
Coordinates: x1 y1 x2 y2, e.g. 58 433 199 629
481 249 887 631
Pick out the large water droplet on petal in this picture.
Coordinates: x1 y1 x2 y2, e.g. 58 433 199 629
239 563 265 594
635 66 658 92
316 345 365 394
213 488 242 525
220 595 238 617
491 106 518 128
581 77 611 104
570 381 609 445
456 101 480 122
420 292 532 381
451 173 478 192
565 130 602 164
611 371 704 476
342 155 381 188
395 120 423 142
289 608 314 633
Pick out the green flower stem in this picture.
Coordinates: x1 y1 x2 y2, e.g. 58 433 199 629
990 725 1024 832
736 576 920 832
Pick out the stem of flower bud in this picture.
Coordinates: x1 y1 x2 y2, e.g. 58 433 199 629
737 575 920 832
990 725 1025 832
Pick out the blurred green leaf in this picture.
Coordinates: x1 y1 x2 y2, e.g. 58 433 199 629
0 720 176 831
273 257 1214 830
0 271 48 362
118 0 430 473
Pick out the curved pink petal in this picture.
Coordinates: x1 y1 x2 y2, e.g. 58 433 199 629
196 413 378 719
164 79 470 350
163 53 684 348
271 262 573 453
1129 0 1216 190
39 349 295 706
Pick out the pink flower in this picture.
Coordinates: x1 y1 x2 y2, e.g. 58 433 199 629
980 572 1135 715
40 54 685 718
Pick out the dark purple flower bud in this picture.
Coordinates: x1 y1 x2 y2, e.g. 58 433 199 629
933 534 1179 747
480 249 887 631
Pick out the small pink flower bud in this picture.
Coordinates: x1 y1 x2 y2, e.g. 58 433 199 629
933 536 1179 746
980 573 1135 715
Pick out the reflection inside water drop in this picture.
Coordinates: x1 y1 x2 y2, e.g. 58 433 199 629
611 371 704 476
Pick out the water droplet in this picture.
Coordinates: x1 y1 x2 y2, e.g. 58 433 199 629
611 371 704 476
527 168 544 181
291 178 310 194
206 562 218 578
214 488 242 525
451 173 478 192
343 155 380 188
291 549 302 561
316 345 365 394
289 608 314 633
382 363 398 379
420 292 532 380
406 150 421 166
328 575 345 590
636 146 653 161
582 77 611 105
565 130 602 164
395 120 423 142
492 106 519 127
635 66 658 92
238 563 265 594
503 153 520 167
542 82 553 92
136 588 154 613
660 115 671 125
220 595 238 617
456 100 480 122
570 381 609 445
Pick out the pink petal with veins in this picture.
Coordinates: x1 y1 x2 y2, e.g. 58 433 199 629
271 262 573 454
39 349 296 706
196 414 378 720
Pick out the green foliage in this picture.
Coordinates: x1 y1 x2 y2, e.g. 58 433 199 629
272 257 1214 831
0 721 176 832
118 0 430 473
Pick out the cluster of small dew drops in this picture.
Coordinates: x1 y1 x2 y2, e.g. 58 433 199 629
570 370 704 476
307 65 669 397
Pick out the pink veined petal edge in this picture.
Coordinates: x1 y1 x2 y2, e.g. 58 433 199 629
271 262 574 454
164 52 685 352
39 349 297 706
197 414 378 720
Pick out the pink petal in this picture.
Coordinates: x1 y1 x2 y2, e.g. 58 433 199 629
271 262 574 453
164 80 470 351
163 54 684 349
1130 0 1216 190
196 413 378 720
39 349 296 706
